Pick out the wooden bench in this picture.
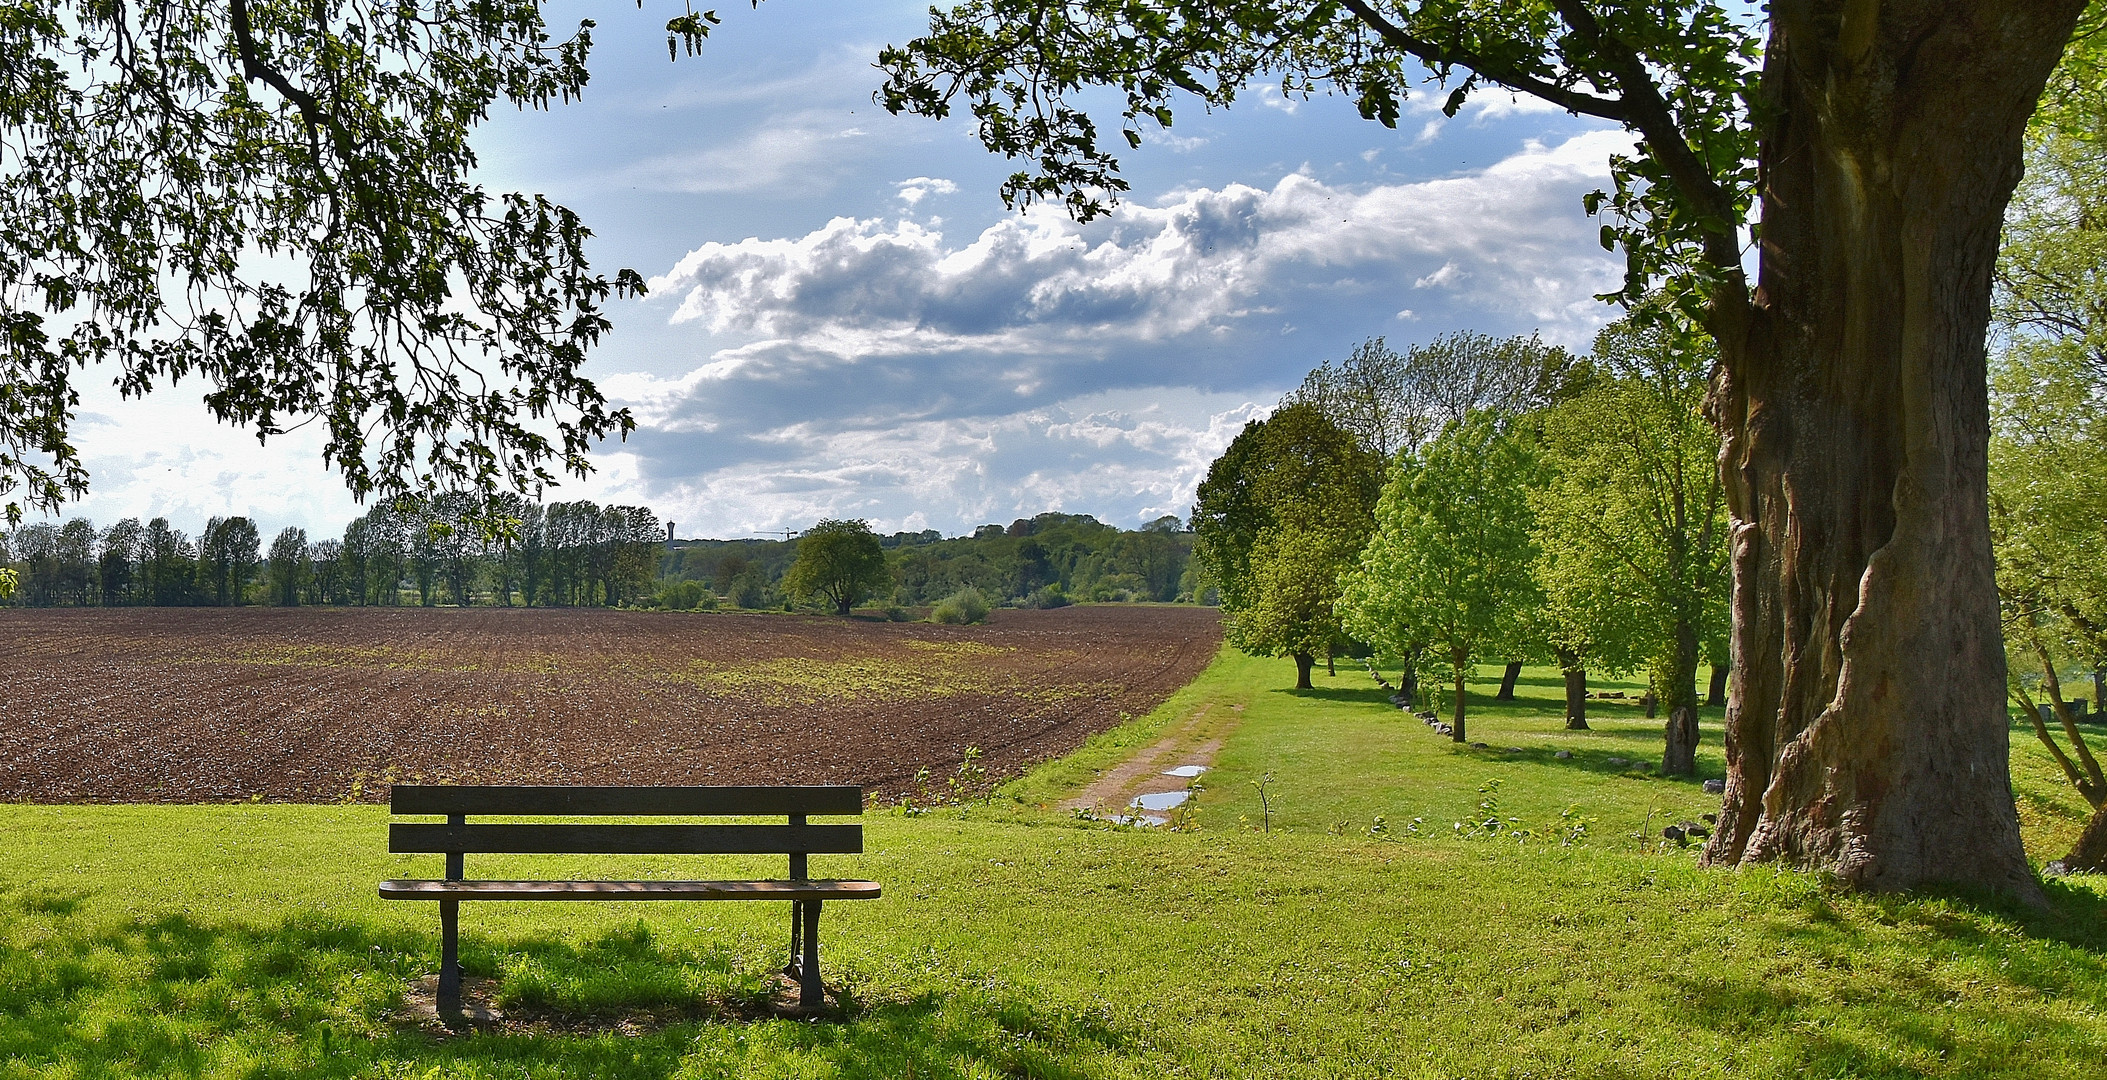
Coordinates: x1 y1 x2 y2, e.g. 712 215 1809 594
378 785 879 1013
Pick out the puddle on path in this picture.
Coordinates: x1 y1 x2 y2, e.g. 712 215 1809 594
1162 765 1207 778
1130 790 1190 812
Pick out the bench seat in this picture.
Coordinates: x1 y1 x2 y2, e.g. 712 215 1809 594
379 878 881 901
381 783 875 1014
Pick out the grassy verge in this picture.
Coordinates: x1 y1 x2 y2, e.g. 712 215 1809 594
3 653 2105 1078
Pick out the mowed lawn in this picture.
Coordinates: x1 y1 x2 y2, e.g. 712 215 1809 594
4 648 2107 1078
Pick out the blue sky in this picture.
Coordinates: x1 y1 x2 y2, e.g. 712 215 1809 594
57 1 1628 541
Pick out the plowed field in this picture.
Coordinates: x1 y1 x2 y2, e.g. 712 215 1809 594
0 605 1220 803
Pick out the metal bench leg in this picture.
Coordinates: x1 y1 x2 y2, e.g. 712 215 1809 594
438 898 461 1014
799 899 823 1009
787 899 804 977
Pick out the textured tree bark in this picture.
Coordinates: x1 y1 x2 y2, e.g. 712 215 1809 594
1292 651 1314 690
1495 661 1523 700
1556 646 1589 730
1702 0 2080 899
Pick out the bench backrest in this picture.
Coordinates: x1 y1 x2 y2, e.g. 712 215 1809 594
387 786 864 874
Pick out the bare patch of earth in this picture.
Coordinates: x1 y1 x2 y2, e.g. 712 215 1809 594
0 605 1220 803
1061 701 1242 819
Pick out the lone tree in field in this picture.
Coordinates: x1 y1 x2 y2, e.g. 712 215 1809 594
784 519 891 617
1192 404 1382 689
1341 413 1540 742
881 0 2087 897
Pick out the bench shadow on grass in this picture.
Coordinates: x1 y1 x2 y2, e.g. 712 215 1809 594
0 896 1126 1080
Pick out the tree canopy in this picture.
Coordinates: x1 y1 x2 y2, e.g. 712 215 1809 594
1191 403 1381 688
0 1 641 528
784 519 892 617
1533 313 1727 773
1340 412 1540 741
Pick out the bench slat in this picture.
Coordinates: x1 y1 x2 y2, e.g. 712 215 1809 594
379 879 881 901
389 822 864 855
389 785 863 817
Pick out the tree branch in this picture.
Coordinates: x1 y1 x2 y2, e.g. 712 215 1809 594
1334 0 1630 122
1546 1 1743 273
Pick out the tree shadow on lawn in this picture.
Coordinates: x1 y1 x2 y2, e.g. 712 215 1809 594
0 898 1128 1080
1658 879 2107 1075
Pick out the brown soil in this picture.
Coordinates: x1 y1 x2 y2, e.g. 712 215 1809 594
0 605 1220 803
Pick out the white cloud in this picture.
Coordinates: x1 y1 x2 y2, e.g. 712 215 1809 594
596 386 1274 535
614 110 874 195
610 130 1632 534
895 176 958 204
650 128 1631 356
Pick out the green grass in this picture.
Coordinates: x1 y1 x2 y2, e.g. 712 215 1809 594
4 651 2107 1077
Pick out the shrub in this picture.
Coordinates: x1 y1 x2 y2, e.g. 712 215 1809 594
658 580 715 611
930 587 990 625
1024 583 1070 609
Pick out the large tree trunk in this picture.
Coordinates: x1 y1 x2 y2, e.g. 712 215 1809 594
1556 646 1589 730
1495 661 1522 700
1662 619 1701 777
1702 1 2078 899
1292 651 1314 690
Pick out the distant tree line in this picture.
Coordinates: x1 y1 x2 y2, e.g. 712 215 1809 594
655 512 1196 613
0 496 663 608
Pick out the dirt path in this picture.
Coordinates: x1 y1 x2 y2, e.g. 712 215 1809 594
1060 701 1242 821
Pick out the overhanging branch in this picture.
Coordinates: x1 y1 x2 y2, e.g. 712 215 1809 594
1335 0 1630 122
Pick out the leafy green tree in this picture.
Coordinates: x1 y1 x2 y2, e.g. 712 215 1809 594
98 518 144 607
141 518 196 606
1341 413 1540 742
1533 314 1729 774
267 527 309 606
784 519 891 616
1193 404 1380 688
0 1 641 529
879 0 2080 896
1990 24 2107 872
197 516 261 606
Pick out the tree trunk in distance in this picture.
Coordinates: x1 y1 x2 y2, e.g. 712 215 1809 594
1643 691 1658 719
835 597 852 617
2095 669 2104 717
1450 648 1469 743
1327 650 1337 677
1556 647 1589 730
1496 661 1522 700
1662 620 1702 776
1293 652 1314 690
2047 805 2107 876
1707 664 1729 707
1702 1 2077 900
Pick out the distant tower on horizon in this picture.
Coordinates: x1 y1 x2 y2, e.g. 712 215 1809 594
666 522 676 542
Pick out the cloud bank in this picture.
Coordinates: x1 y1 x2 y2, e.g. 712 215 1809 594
595 129 1633 535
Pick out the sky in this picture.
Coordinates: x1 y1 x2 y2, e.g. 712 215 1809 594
52 1 1630 542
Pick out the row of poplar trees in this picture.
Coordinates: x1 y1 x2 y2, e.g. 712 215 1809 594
1192 318 1729 776
0 494 663 609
